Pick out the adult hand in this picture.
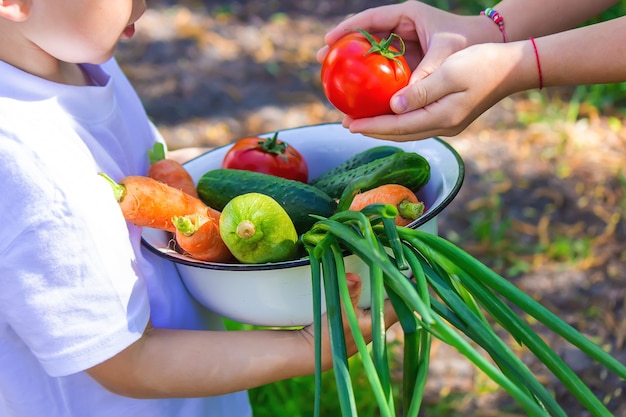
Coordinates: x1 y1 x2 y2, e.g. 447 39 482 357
342 41 538 141
318 2 498 84
317 1 509 141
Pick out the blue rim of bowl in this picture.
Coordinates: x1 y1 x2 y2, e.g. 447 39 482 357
141 126 465 271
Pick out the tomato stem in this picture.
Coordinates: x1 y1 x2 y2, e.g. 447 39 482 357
258 131 289 159
355 28 408 69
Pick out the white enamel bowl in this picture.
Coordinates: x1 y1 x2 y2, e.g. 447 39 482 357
142 123 464 327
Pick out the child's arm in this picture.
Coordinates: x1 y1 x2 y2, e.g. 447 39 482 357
87 273 398 398
493 0 621 41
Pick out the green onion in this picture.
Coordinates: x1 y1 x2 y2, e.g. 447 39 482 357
359 203 408 270
403 231 617 416
319 241 357 417
402 229 626 380
397 246 431 417
369 264 394 411
300 203 626 417
414 252 563 416
306 246 323 417
308 217 434 325
329 243 395 417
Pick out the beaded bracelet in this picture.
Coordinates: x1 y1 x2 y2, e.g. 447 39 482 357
480 7 507 43
529 37 543 90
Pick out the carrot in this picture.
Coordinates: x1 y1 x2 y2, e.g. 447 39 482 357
147 142 198 197
349 183 425 226
99 173 220 232
172 214 233 262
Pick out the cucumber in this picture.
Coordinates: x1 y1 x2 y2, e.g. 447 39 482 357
197 169 337 234
312 151 431 211
220 193 299 263
309 145 404 185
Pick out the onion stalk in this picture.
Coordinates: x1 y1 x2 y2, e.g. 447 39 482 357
301 204 626 417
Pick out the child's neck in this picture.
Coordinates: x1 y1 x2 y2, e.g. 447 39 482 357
0 36 93 86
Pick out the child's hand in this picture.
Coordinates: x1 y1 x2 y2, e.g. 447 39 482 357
299 272 399 371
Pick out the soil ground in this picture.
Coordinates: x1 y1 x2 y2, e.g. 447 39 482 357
115 2 626 415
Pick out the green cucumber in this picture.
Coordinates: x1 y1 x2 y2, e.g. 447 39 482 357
310 145 404 185
197 169 337 235
312 151 431 211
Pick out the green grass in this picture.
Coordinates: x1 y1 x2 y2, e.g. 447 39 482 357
248 354 395 417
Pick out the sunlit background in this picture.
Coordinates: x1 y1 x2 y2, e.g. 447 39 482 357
116 1 626 415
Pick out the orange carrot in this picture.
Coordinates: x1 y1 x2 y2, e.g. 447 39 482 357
172 213 233 262
147 142 198 197
100 173 220 232
349 183 425 226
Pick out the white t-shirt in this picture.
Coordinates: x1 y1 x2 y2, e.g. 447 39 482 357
0 58 252 417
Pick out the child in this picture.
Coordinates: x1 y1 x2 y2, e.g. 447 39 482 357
0 1 395 416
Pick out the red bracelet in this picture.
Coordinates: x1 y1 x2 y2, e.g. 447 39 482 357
529 37 543 90
480 8 507 43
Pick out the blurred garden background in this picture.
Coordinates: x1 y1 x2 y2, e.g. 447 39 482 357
116 1 626 415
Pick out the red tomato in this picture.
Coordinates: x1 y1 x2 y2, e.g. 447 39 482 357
222 132 309 183
321 30 411 119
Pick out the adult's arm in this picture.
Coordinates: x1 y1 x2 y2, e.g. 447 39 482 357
348 14 626 141
318 0 623 141
319 0 621 83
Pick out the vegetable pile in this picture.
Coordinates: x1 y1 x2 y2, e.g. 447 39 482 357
102 135 429 264
100 133 626 416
